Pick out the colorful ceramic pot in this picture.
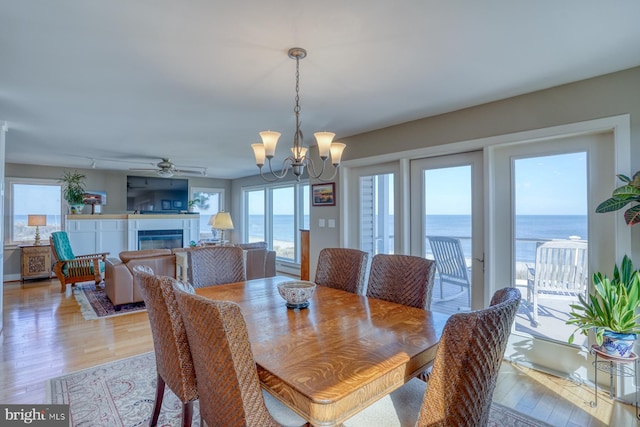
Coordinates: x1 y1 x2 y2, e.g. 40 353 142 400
601 330 637 358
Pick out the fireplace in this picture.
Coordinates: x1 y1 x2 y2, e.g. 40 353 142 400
138 229 183 250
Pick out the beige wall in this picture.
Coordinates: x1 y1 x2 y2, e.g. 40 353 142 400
290 66 640 271
3 163 231 280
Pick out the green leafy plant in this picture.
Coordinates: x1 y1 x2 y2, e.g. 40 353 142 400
59 170 86 205
596 171 640 225
188 198 201 209
567 255 640 345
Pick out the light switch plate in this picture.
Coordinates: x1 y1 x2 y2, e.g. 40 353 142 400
319 219 326 227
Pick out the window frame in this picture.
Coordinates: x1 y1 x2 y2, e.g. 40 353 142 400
6 177 64 246
242 180 309 264
190 186 225 241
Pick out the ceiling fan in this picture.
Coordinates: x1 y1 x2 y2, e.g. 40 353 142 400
129 158 206 178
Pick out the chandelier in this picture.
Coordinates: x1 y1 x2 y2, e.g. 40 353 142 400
251 48 346 182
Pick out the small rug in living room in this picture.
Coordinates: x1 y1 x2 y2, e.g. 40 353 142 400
48 352 554 427
73 283 146 320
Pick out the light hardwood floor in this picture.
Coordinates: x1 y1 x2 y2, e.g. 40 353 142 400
0 279 636 426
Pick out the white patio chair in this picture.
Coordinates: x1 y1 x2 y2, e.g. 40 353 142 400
527 239 589 326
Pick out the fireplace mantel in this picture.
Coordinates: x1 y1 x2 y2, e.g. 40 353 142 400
65 214 200 255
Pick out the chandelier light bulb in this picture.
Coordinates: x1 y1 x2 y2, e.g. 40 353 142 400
330 142 346 165
291 146 308 159
259 131 281 158
314 132 335 159
252 143 266 166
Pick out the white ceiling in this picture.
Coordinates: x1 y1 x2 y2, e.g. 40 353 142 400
2 1 640 179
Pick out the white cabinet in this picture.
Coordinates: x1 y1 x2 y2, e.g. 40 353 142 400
66 218 127 256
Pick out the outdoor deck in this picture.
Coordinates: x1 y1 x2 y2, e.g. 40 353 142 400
430 279 583 348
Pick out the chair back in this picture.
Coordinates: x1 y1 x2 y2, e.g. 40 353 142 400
366 254 436 310
417 287 521 426
50 231 75 261
531 239 588 296
131 264 154 275
427 236 470 287
315 248 369 294
135 269 198 403
187 246 246 288
174 291 281 427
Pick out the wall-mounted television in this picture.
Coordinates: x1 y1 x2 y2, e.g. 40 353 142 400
126 175 189 213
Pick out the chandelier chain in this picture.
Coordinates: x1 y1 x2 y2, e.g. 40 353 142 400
294 55 301 115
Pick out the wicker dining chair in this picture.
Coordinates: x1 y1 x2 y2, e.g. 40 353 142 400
366 254 436 311
314 248 369 294
343 287 521 427
174 290 309 427
134 267 198 427
187 246 246 288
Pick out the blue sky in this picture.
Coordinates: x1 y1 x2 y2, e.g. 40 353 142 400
425 152 587 215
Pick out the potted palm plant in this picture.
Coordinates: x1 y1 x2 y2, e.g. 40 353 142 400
188 198 201 212
59 170 86 214
567 255 640 358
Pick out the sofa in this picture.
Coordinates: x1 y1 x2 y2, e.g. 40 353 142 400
104 243 276 307
104 249 177 308
237 242 276 280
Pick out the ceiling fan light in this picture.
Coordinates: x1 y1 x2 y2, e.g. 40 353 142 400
314 132 335 158
157 169 174 178
259 131 281 158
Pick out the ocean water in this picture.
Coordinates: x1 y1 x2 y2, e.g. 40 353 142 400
249 214 588 263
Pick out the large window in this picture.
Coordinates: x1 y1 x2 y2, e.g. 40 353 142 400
7 178 63 245
190 187 224 241
243 182 309 262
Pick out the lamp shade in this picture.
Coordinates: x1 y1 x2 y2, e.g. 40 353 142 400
314 132 335 158
28 215 46 227
210 211 234 230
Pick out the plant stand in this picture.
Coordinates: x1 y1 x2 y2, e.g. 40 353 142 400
590 344 639 420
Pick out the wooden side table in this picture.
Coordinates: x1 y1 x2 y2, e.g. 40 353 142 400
20 244 52 282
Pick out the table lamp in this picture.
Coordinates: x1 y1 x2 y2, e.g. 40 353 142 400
27 214 47 245
209 211 234 244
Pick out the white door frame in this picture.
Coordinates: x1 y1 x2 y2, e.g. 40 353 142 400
485 118 632 396
409 151 485 309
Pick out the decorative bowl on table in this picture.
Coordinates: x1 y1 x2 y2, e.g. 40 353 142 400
277 281 316 309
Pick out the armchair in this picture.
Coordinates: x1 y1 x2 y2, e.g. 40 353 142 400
50 231 109 293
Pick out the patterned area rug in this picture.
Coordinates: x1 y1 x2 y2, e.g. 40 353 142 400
48 352 553 427
73 283 146 320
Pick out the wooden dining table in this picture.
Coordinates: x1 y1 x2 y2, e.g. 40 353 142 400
196 276 448 427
